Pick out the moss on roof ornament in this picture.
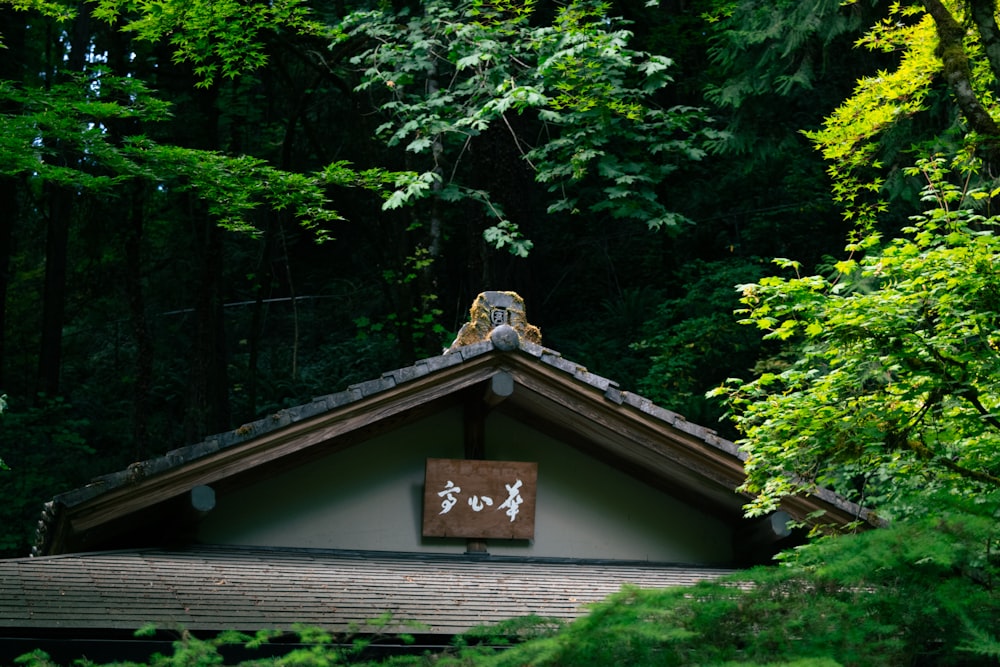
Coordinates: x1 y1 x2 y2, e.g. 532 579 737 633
447 291 541 353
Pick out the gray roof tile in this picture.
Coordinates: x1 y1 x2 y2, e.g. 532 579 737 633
517 341 547 358
604 386 625 405
328 387 363 408
573 368 613 392
539 352 577 374
457 339 494 360
348 376 397 398
621 391 654 414
417 351 465 372
284 400 328 423
382 366 427 384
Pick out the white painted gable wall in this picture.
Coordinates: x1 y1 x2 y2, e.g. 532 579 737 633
197 407 733 565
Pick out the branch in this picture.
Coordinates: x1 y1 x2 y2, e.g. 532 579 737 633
892 385 1000 487
918 344 1000 431
968 0 1000 82
500 113 537 171
959 386 1000 432
908 433 1000 486
922 0 1000 161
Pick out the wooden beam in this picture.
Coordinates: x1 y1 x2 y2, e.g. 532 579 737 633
461 372 515 554
465 385 488 553
464 391 486 461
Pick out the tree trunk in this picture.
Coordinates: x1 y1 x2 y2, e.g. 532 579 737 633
922 0 1000 168
37 8 91 399
968 0 1000 83
0 179 13 389
104 12 154 458
183 84 231 441
246 222 271 420
0 6 26 390
124 185 153 459
184 210 232 441
38 185 70 397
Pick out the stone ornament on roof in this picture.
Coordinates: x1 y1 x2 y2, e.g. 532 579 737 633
447 291 541 352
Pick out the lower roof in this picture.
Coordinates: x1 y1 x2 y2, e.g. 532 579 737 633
0 546 734 636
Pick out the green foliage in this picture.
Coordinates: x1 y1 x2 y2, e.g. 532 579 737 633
0 0 74 25
489 494 1000 666
803 0 1000 232
705 0 873 108
0 69 414 242
542 285 661 392
675 0 862 289
353 301 450 361
0 72 171 191
802 2 939 231
121 143 359 241
90 0 328 87
711 156 1000 515
702 0 879 161
16 616 434 667
636 259 767 429
337 0 719 251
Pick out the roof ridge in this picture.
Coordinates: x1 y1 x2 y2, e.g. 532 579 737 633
29 292 875 558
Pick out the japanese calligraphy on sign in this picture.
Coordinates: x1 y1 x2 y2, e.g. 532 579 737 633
422 458 537 540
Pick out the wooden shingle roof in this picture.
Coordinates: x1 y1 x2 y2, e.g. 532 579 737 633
0 546 735 635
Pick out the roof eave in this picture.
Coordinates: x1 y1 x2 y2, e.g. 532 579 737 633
33 333 874 556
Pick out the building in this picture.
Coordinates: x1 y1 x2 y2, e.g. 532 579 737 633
0 292 871 662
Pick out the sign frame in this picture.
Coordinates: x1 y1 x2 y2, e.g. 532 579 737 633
422 458 537 540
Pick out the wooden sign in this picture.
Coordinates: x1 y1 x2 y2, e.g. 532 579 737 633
422 458 537 540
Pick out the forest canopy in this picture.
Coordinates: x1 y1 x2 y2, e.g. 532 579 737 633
4 0 1000 662
2 2 1000 660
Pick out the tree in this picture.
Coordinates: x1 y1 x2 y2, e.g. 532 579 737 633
806 0 1000 232
0 0 425 550
0 395 97 553
703 0 884 162
0 0 901 553
490 492 1000 666
712 157 1000 516
688 0 884 263
705 0 1000 518
0 0 416 412
337 0 719 253
0 393 7 470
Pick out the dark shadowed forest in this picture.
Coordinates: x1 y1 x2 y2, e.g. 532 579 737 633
2 0 1000 583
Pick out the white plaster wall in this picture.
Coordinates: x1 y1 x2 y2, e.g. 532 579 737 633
197 408 734 564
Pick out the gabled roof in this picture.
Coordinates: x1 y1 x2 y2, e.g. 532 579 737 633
32 292 871 557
